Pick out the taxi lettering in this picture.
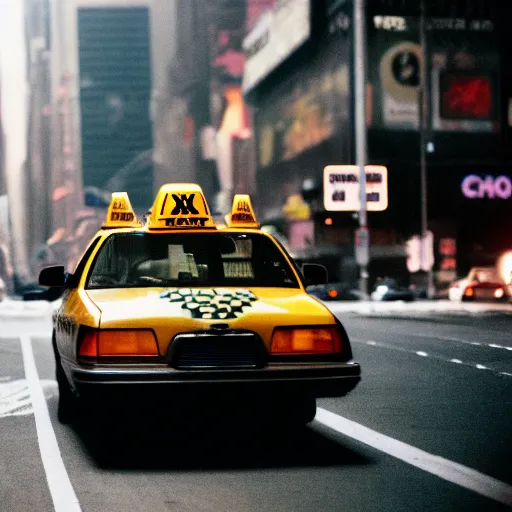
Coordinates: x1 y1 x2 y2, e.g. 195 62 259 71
165 217 209 227
232 213 253 222
171 194 199 215
110 212 134 222
112 201 127 210
236 201 251 213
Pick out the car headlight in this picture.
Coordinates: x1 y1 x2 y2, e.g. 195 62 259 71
494 288 504 299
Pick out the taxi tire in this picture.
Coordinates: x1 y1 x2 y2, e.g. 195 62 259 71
56 357 76 424
272 396 317 426
296 396 317 425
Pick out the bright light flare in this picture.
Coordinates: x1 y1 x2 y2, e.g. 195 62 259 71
494 288 504 299
497 252 512 285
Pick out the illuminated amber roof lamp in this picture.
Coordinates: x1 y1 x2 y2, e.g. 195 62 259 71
226 194 260 229
146 183 215 230
102 192 142 229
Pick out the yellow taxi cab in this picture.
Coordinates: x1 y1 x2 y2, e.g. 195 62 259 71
40 184 361 425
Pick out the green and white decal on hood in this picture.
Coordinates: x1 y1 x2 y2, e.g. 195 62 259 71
160 288 258 320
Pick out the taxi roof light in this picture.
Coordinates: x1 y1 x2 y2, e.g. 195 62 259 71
102 192 142 229
147 183 215 230
270 327 343 355
226 194 260 229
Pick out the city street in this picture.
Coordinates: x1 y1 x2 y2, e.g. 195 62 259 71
0 302 511 512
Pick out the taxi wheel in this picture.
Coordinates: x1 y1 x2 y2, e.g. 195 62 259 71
273 396 317 426
296 396 317 424
56 359 76 424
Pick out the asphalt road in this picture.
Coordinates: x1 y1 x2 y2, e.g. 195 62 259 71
0 304 511 512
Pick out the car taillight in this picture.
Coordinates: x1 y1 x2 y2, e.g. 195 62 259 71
328 289 338 298
270 327 343 354
464 287 474 297
79 329 98 357
79 329 159 358
494 288 504 299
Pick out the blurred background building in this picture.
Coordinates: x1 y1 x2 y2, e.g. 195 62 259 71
0 0 511 292
243 0 511 288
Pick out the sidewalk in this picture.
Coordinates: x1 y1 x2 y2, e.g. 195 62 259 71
327 299 512 317
0 298 57 318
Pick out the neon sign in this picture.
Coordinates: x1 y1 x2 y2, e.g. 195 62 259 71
461 175 512 199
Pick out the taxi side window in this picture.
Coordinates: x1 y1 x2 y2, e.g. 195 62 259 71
87 235 134 287
67 237 101 288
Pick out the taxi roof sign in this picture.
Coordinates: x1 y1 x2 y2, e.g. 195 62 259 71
102 192 142 229
226 194 260 229
147 183 215 230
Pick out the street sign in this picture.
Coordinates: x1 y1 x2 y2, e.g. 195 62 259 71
355 227 370 266
323 165 388 211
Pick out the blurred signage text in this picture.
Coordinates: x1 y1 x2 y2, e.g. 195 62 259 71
372 16 494 33
323 165 388 212
461 175 512 200
373 16 408 32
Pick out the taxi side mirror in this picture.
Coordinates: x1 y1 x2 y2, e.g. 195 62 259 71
39 266 67 287
302 263 328 286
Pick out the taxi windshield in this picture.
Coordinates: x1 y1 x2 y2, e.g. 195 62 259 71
86 232 300 289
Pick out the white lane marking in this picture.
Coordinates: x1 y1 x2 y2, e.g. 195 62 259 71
0 379 58 418
397 332 512 353
353 338 512 378
314 408 512 507
0 380 31 417
20 336 82 512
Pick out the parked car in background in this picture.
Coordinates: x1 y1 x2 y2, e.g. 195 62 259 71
371 277 415 302
448 266 508 302
307 282 361 301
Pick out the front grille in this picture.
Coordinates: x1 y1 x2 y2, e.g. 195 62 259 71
169 331 267 370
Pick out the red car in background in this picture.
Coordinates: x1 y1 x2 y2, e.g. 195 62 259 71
448 266 509 302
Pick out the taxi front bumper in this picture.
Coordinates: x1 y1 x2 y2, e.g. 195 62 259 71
71 361 361 400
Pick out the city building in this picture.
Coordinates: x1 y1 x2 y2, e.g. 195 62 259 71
47 0 178 270
0 0 31 281
165 0 274 214
243 0 511 286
